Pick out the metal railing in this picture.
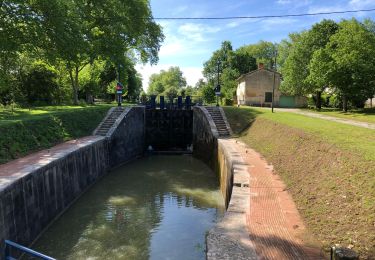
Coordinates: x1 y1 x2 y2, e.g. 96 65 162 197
5 240 55 260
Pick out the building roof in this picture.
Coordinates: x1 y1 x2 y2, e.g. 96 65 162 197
236 68 281 82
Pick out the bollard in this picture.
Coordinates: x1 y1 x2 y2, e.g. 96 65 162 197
331 247 358 260
177 96 182 109
160 96 165 109
151 95 156 109
185 96 191 110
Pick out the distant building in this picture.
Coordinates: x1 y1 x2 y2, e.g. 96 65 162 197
236 63 307 108
365 96 374 108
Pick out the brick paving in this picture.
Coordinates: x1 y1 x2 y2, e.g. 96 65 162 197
233 139 324 260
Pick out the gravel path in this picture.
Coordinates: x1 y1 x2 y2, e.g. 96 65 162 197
275 108 375 130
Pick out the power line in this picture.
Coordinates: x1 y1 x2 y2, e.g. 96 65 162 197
152 8 375 20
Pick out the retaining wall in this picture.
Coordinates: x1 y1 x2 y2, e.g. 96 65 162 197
192 106 257 259
0 137 108 259
0 106 145 259
107 106 145 168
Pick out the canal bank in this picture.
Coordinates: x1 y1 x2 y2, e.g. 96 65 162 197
0 105 245 259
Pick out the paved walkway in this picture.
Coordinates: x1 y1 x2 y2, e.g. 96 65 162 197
232 139 324 260
0 136 102 190
276 108 375 130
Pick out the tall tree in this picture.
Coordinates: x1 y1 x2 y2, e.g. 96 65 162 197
281 19 339 109
1 0 164 104
324 19 375 111
147 66 186 95
236 41 277 69
203 41 256 101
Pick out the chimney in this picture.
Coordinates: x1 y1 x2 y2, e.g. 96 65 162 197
258 63 264 70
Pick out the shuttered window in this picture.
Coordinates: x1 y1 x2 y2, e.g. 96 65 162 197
265 92 272 102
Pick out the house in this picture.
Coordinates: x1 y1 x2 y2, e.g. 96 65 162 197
236 63 307 108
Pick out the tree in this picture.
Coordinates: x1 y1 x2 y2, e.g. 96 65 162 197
147 66 186 95
22 61 59 105
203 41 256 101
236 41 277 69
281 19 339 109
200 85 215 104
1 0 164 105
324 19 375 111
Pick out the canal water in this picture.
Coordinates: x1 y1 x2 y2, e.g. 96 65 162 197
33 155 224 260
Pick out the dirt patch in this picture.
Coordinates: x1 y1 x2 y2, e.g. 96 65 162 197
238 118 375 259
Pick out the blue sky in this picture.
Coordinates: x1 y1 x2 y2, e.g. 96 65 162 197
136 0 375 90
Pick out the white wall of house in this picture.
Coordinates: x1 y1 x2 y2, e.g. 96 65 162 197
236 69 281 106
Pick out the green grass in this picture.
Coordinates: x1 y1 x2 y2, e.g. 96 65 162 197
225 106 375 160
0 105 114 164
0 103 117 125
301 107 375 124
223 106 375 258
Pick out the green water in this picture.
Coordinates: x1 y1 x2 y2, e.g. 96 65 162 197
33 155 224 260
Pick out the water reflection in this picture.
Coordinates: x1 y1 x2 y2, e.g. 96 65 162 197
33 155 224 259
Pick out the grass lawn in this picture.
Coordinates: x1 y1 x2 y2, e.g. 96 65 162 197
0 104 119 164
0 103 119 125
301 107 375 124
223 106 375 258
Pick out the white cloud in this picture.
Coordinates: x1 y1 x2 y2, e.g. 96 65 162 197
135 64 203 91
261 18 299 31
174 5 188 14
275 0 312 8
349 0 375 9
277 0 292 4
308 5 346 14
178 23 221 42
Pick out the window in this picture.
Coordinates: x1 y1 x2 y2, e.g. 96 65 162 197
265 92 272 102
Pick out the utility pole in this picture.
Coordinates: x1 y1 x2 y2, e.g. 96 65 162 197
117 64 123 107
215 60 221 107
271 49 277 113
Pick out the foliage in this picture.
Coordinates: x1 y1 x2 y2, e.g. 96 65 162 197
21 61 59 105
147 66 186 95
200 84 216 104
280 18 375 111
281 19 339 109
325 19 375 111
236 40 277 69
203 41 257 101
0 0 164 105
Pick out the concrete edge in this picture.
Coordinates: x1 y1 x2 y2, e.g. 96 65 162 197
105 107 132 138
195 106 220 139
206 140 257 259
218 107 233 136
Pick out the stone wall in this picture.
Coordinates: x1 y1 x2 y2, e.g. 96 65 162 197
192 106 256 259
0 106 146 259
108 106 145 168
0 137 109 259
192 106 219 169
192 106 234 207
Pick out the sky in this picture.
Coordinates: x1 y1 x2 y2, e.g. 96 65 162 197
136 0 375 91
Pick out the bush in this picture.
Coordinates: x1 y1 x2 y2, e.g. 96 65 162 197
21 61 60 105
0 106 110 164
221 97 233 106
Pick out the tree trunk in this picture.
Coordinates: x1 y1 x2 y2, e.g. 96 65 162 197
316 91 322 110
343 95 348 112
68 67 79 105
